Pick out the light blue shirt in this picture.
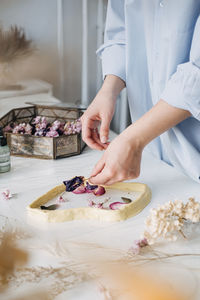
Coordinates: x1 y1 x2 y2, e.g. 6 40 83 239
97 0 200 182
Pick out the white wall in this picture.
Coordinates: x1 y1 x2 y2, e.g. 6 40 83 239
0 0 101 103
0 0 60 96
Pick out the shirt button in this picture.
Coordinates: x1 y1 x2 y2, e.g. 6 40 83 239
160 1 164 7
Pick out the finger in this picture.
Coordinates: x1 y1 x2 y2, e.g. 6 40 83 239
89 168 113 185
99 117 110 144
90 156 105 177
92 128 107 150
82 122 103 150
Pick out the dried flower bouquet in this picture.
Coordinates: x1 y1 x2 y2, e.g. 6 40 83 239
0 25 35 90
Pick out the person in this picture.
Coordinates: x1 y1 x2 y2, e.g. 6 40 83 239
81 0 200 185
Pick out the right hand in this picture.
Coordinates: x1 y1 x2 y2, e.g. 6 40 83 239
81 89 117 150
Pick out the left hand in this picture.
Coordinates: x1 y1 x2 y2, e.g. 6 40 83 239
89 133 143 185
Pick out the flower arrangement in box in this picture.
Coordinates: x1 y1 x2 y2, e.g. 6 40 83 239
0 105 85 159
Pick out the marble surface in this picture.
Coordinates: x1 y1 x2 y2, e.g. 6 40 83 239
0 95 200 299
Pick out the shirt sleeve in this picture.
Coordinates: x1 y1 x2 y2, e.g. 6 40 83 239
160 15 200 121
96 0 126 82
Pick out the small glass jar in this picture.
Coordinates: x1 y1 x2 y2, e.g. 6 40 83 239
0 127 11 173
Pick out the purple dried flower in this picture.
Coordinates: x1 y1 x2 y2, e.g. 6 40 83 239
63 176 84 192
85 182 98 191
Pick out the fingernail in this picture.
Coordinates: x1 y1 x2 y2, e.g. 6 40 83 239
101 136 107 144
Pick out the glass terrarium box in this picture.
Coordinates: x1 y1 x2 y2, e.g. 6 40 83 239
0 105 85 159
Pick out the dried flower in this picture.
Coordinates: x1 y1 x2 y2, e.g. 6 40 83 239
1 189 12 200
143 198 200 245
45 130 59 137
109 202 125 210
63 176 84 192
56 196 66 203
0 25 34 64
88 200 95 207
184 197 200 223
93 186 106 196
5 116 82 138
72 185 86 194
40 204 59 210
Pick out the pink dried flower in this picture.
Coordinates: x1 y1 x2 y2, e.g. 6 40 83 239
33 116 41 124
52 120 61 131
72 185 86 194
1 189 12 200
88 200 95 207
93 186 106 196
25 123 32 135
13 123 26 134
129 238 148 255
56 196 66 203
45 130 59 137
3 124 13 133
135 238 148 248
129 245 140 255
109 202 125 210
96 203 104 209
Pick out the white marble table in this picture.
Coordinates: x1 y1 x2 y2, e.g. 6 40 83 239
0 96 200 299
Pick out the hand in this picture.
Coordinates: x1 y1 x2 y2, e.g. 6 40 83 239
81 74 125 151
89 133 143 185
81 89 116 151
89 99 191 185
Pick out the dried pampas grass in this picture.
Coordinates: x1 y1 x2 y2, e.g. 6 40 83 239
0 25 35 90
0 25 34 64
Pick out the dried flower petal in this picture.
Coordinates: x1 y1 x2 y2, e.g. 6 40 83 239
72 184 86 194
85 181 98 191
1 189 12 200
121 197 132 204
135 238 148 248
56 196 66 203
40 204 59 210
109 202 125 210
96 203 104 209
63 176 84 192
88 200 95 207
45 130 59 137
93 186 106 196
129 245 140 255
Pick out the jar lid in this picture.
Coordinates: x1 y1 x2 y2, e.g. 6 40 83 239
0 127 7 146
